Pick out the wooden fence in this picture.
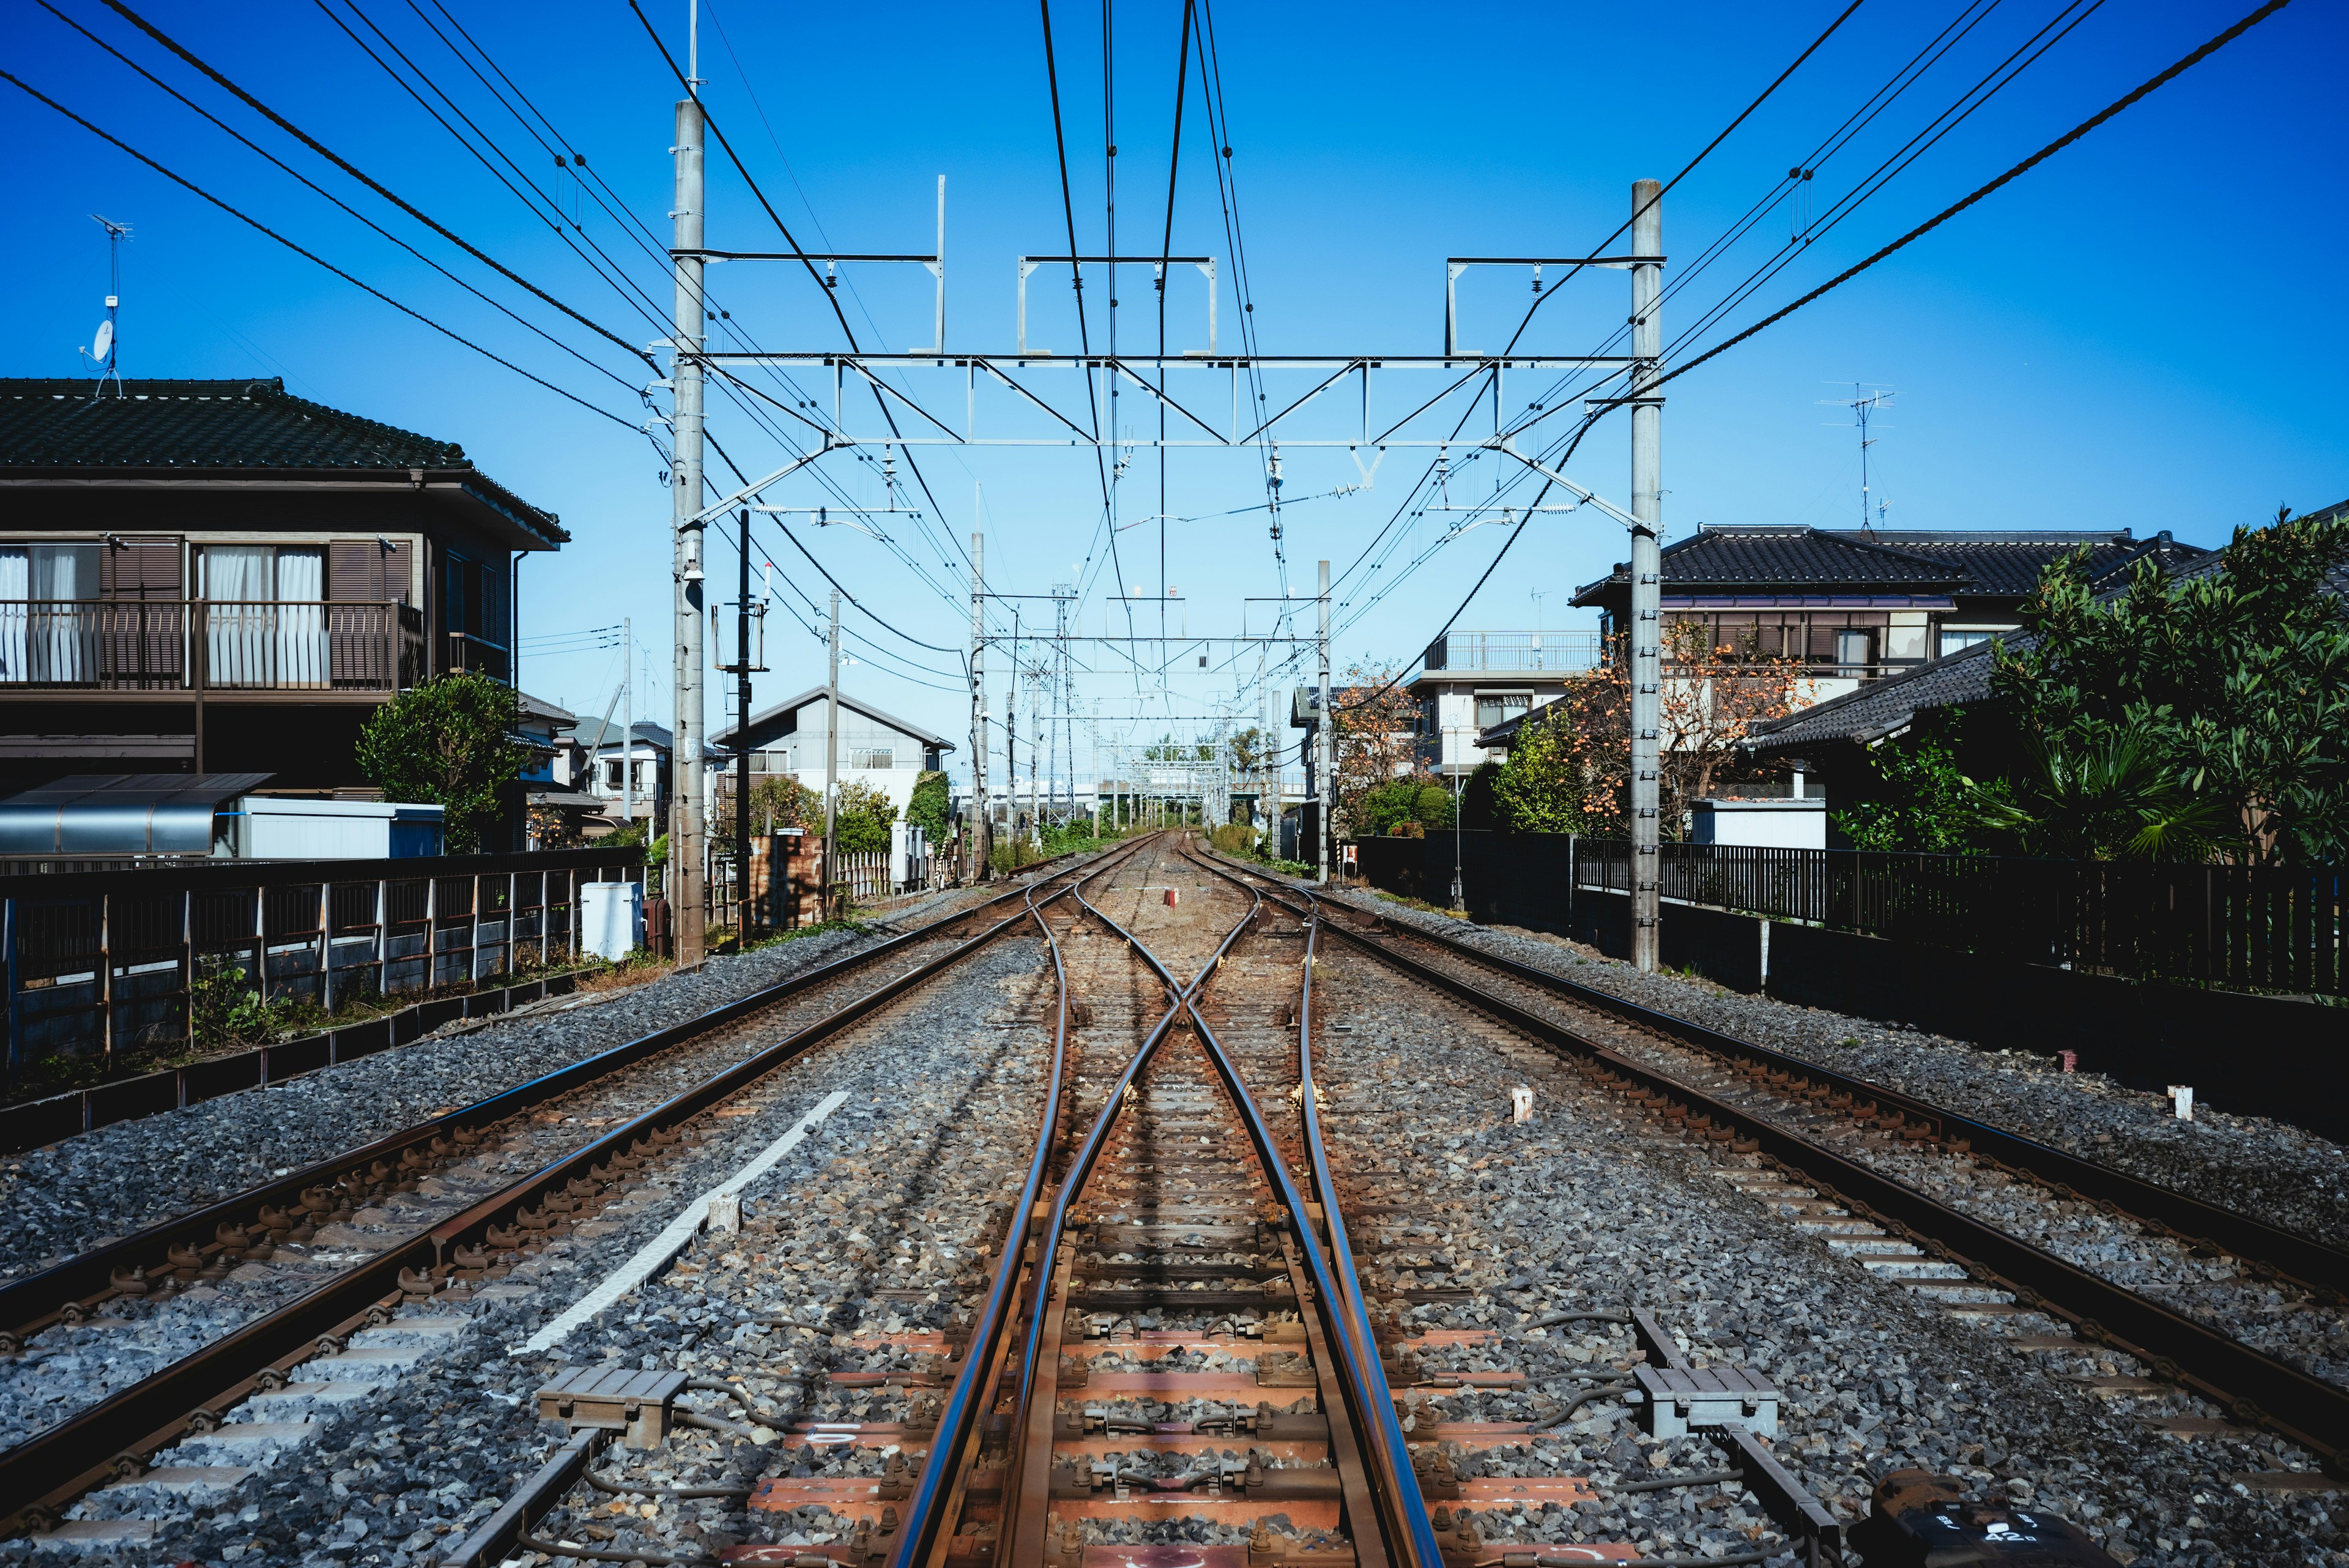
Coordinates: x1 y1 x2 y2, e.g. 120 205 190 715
4 846 644 1082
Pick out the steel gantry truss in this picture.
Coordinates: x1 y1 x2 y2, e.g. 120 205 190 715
664 180 1670 968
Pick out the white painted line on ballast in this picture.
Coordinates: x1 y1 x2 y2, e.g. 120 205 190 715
519 1089 851 1352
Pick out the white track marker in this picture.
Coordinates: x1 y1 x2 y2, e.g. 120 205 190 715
522 1090 850 1352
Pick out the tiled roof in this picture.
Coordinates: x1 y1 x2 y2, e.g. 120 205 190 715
1743 504 2348 755
0 377 565 545
1742 637 2006 756
1 378 467 469
1573 525 1968 604
1572 524 2216 607
1851 529 2214 596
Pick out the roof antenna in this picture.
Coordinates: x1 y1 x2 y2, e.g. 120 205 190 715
1820 382 1893 536
81 214 132 398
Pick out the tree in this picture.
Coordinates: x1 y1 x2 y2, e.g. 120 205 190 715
1833 710 2005 854
1488 669 1628 836
831 779 898 853
746 773 821 833
1657 619 1811 808
1353 777 1453 836
1329 660 1426 839
355 672 528 853
1991 507 2349 864
905 770 950 845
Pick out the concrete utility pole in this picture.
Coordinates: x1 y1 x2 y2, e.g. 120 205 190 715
1315 558 1332 885
970 532 990 881
1629 177 1664 973
622 615 634 833
824 589 841 917
669 83 708 965
734 509 753 934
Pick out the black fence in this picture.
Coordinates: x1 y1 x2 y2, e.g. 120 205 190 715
1356 834 2345 1000
4 847 644 1082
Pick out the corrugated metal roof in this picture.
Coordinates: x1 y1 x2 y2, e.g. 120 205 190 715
0 772 273 856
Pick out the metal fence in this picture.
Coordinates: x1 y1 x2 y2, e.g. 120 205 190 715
1356 833 2345 999
4 846 644 1082
0 600 424 691
1573 839 2345 997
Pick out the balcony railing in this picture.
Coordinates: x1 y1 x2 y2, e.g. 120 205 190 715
0 601 425 693
1423 630 1603 674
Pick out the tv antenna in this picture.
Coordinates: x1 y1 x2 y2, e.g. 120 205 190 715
81 214 132 396
1822 382 1894 534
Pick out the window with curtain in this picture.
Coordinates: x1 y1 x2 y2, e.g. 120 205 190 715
0 544 100 683
202 545 275 687
1474 692 1531 732
276 545 327 688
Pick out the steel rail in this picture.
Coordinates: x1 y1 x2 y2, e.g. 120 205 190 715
1228 866 2349 1476
0 855 1113 1345
1174 846 1445 1568
1310 884 2349 1299
0 842 1154 1537
978 851 1268 1567
883 840 1149 1568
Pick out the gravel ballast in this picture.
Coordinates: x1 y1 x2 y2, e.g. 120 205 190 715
1321 882 2349 1254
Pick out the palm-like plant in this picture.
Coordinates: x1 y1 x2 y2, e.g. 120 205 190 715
1980 731 2228 861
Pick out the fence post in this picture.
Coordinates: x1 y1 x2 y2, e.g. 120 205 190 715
4 897 17 1090
469 871 482 986
376 877 390 998
183 890 196 1050
423 874 438 994
317 880 333 1016
253 879 267 1005
98 890 113 1077
569 869 580 965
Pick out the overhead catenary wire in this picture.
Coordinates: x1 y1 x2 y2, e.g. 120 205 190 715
1 69 642 431
36 0 647 399
98 0 656 372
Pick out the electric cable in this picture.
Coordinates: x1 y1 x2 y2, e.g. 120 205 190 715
2 69 642 431
39 0 646 398
98 0 656 371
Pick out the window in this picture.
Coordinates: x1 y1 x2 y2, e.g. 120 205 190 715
195 544 328 688
1474 693 1531 732
604 759 625 791
0 544 101 683
853 747 894 770
1939 629 1993 658
1834 629 1874 671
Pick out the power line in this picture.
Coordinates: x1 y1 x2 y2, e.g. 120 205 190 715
1627 0 2299 403
98 0 655 371
37 0 645 398
1 68 641 430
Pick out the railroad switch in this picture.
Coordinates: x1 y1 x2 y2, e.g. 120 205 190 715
536 1366 688 1449
1849 1469 2120 1566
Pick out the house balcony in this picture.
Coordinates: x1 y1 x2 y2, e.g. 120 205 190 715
0 600 426 700
1423 630 1603 675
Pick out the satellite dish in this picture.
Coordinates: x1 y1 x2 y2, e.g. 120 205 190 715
91 320 113 361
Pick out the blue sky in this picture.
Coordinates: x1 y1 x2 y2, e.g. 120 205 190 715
6 0 2342 786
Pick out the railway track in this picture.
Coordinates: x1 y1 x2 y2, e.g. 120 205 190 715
0 840 1151 1544
1208 854 2349 1490
26 834 2332 1562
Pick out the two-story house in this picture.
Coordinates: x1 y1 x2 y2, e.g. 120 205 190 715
1569 523 2210 705
0 377 566 795
712 688 952 819
1409 630 1602 778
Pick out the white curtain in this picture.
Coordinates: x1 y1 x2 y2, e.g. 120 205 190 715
275 546 326 688
31 545 97 683
0 548 25 683
202 545 274 686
